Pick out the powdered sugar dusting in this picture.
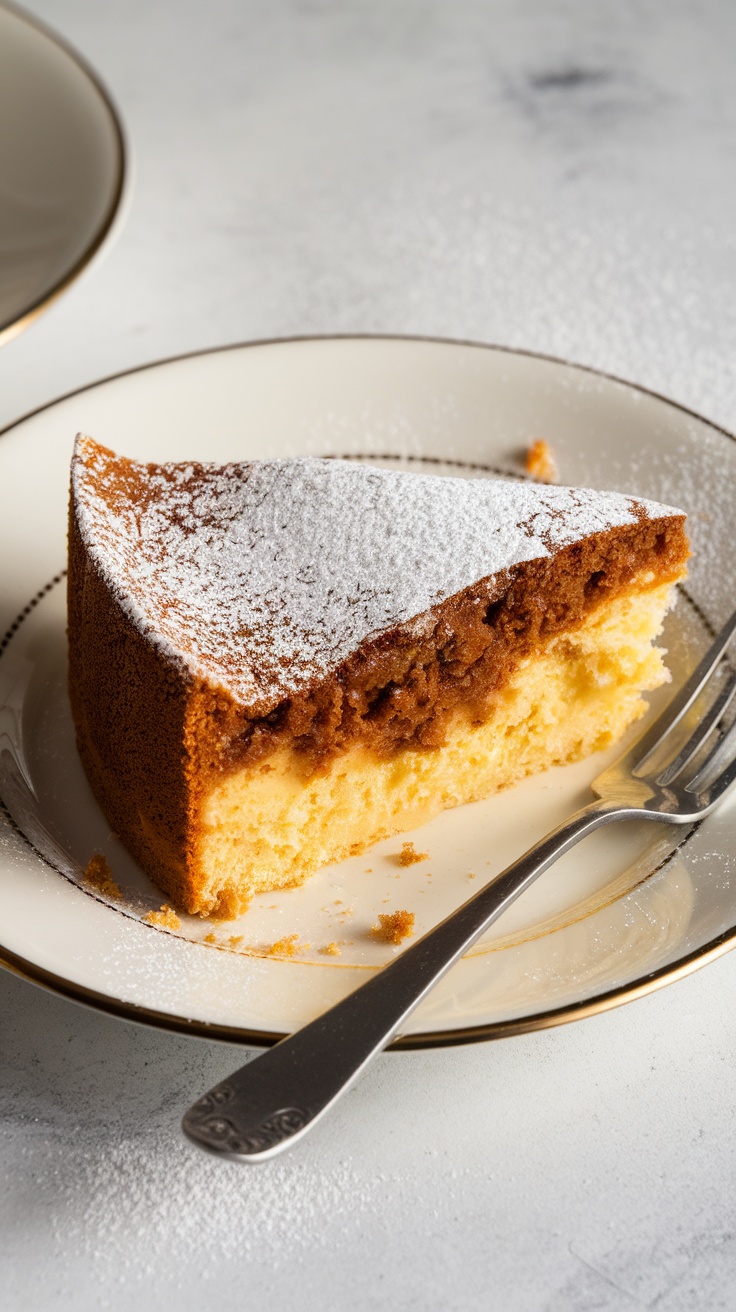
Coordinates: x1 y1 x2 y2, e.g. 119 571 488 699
72 436 679 712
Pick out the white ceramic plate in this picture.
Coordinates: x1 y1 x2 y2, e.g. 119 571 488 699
1 337 735 1047
0 2 126 345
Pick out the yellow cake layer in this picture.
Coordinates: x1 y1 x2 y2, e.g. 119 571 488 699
193 581 676 918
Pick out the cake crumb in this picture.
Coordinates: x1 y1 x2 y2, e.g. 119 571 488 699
524 439 558 483
266 934 301 957
321 941 341 956
372 910 415 945
204 932 217 943
396 842 429 866
468 872 477 880
229 935 243 947
146 904 180 930
82 853 121 900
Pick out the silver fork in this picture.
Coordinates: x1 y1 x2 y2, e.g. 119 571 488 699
183 606 736 1163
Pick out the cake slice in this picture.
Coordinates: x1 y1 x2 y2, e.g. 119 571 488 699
68 437 689 919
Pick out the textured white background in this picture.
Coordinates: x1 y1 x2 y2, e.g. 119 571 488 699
3 2 736 1308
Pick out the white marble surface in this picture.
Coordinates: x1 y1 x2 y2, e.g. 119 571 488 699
2 1 736 1307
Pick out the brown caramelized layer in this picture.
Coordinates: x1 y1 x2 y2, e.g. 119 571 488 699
188 512 689 786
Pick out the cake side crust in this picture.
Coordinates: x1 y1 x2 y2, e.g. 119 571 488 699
68 508 193 906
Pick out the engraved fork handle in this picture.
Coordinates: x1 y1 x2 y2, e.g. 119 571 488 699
183 800 653 1161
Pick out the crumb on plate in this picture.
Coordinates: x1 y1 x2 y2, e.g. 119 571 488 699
320 941 341 956
396 841 429 866
146 904 180 930
524 439 558 483
229 935 243 948
266 934 303 957
82 853 121 900
372 909 415 945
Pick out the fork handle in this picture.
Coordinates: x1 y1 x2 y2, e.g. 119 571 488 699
183 800 630 1161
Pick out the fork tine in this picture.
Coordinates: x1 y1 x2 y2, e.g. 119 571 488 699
685 725 736 808
631 604 736 777
684 713 736 797
657 662 736 786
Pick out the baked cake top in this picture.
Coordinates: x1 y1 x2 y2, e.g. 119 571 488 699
71 436 682 713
